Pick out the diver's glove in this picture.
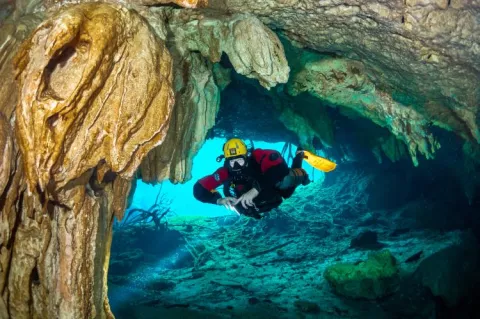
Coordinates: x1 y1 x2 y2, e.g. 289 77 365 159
217 197 240 215
234 188 260 209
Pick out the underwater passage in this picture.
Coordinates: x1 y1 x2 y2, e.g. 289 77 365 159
0 0 479 318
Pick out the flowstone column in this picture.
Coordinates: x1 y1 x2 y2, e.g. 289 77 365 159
0 3 175 318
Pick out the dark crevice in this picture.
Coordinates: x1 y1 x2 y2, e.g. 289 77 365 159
36 184 46 208
0 171 14 212
146 3 185 9
47 113 59 129
447 0 451 7
42 45 77 100
31 265 40 286
401 16 405 24
219 52 233 69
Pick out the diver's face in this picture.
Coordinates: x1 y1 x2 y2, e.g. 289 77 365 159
229 157 246 171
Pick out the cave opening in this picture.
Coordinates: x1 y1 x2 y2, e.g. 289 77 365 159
107 61 480 319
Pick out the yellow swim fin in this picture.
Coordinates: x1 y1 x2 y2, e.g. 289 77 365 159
303 150 337 172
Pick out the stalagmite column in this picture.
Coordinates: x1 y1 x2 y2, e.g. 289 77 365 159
0 3 175 318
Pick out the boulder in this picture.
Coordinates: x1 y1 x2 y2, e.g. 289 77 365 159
324 250 399 299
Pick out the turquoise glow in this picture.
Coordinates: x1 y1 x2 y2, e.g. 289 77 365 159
127 137 322 217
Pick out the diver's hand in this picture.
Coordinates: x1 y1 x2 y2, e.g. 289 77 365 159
234 188 259 209
217 197 239 215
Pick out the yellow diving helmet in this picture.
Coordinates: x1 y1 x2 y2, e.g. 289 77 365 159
223 138 248 159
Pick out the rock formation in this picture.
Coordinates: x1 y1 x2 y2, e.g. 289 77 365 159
139 9 290 183
1 2 175 318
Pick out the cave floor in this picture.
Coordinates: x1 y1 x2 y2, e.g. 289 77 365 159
108 171 476 319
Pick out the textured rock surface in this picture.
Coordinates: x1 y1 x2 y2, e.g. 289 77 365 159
0 0 14 22
127 0 207 7
0 114 13 197
140 52 220 183
414 231 479 307
288 57 440 165
41 0 207 10
168 10 290 89
140 8 290 183
0 13 44 119
0 2 174 318
324 249 399 299
14 2 174 193
107 168 479 318
206 0 480 160
213 73 299 145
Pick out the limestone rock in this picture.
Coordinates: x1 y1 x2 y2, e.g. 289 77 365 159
140 8 289 183
324 249 400 299
0 0 13 22
0 113 13 196
277 93 335 151
208 0 480 146
413 231 479 307
212 63 232 91
288 58 440 166
0 2 175 318
42 0 207 10
13 2 174 194
0 13 44 120
140 52 220 183
213 74 299 145
127 0 207 7
169 10 290 89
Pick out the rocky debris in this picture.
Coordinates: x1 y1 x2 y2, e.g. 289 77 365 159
108 169 479 318
379 231 480 317
404 250 423 263
294 300 321 314
110 248 145 275
350 230 385 250
380 277 436 319
324 250 400 299
147 278 176 291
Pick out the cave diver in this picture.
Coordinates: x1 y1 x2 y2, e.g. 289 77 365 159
193 138 336 219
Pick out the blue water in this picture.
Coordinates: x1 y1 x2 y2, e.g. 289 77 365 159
127 137 323 217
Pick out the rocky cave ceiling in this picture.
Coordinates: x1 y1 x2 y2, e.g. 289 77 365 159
0 0 479 318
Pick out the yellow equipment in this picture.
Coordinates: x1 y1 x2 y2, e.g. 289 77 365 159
223 138 248 158
303 150 337 172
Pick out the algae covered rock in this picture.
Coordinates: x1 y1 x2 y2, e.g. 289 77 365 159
324 250 399 299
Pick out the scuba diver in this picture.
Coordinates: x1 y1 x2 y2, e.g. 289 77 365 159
193 138 336 219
